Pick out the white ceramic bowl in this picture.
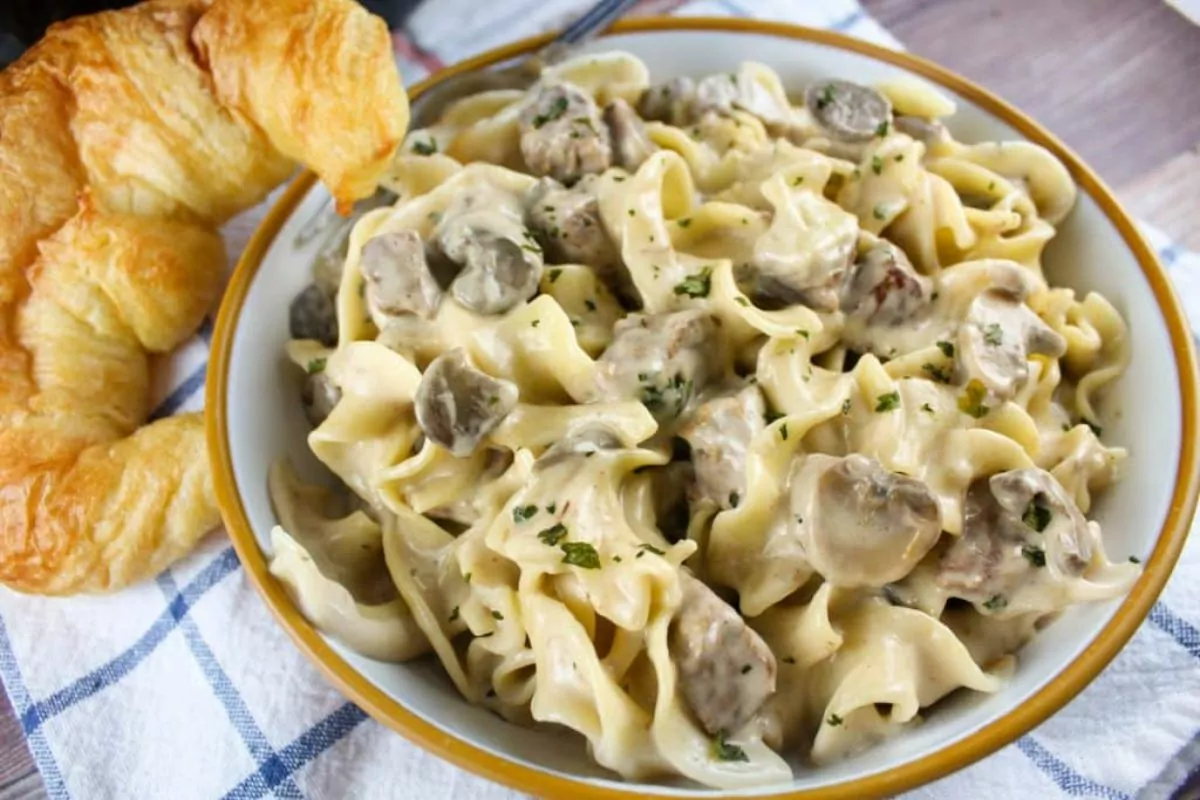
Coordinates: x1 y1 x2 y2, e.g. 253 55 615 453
208 18 1200 799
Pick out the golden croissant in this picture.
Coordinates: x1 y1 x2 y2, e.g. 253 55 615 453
0 0 410 594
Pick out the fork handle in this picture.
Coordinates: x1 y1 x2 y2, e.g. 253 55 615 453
538 0 642 64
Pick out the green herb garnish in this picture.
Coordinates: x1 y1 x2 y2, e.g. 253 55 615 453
491 610 504 620
1021 544 1047 567
729 492 740 508
983 595 1008 612
306 358 327 375
959 379 990 418
875 119 890 137
412 139 437 155
983 323 1003 346
936 341 955 358
875 391 901 412
673 267 713 298
561 541 601 569
871 155 884 175
512 505 538 523
922 363 951 384
827 713 844 726
816 84 837 110
1022 502 1051 533
538 523 568 546
532 96 569 128
712 730 749 762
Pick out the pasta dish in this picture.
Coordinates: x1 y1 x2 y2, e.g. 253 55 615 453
269 52 1140 788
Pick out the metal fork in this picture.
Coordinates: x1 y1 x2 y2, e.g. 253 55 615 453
407 0 641 129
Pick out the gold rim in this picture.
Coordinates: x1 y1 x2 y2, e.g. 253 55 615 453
208 17 1200 799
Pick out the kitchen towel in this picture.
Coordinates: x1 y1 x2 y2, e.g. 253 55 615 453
0 1 1197 798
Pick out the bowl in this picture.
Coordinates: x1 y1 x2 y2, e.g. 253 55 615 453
207 17 1200 799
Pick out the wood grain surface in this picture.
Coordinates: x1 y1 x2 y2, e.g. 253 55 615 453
0 1 1196 798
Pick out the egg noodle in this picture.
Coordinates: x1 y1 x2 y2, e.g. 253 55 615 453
269 52 1139 789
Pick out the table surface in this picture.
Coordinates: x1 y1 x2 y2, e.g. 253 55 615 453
2 1 1199 798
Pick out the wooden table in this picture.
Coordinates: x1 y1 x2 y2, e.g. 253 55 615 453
1 1 1197 798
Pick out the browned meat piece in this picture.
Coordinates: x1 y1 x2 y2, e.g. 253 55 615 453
289 283 338 346
593 310 723 422
415 348 518 457
603 98 657 171
518 82 612 184
301 371 341 428
669 573 777 735
679 385 765 510
360 230 443 325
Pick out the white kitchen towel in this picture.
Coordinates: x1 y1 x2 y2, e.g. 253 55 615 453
1 1 1197 799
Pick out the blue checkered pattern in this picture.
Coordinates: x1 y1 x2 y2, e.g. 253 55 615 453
0 1 1197 798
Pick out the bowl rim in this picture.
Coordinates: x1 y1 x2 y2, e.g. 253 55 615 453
207 16 1200 800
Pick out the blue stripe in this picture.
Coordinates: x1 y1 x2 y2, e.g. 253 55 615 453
222 703 369 800
1017 736 1132 800
832 9 865 31
155 570 303 800
0 616 70 800
20 548 240 734
149 361 207 421
1149 603 1200 660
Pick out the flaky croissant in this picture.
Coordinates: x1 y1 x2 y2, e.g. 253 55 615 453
0 0 409 594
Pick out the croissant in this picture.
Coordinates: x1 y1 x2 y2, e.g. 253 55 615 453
0 0 410 595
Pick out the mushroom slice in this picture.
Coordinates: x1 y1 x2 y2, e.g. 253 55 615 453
437 188 544 315
360 230 443 325
518 81 612 184
790 454 942 587
289 283 338 346
415 348 518 457
525 176 626 294
958 290 1066 400
669 572 776 735
679 384 765 510
804 79 893 142
301 369 342 428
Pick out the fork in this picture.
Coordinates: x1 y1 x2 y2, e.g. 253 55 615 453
407 0 641 130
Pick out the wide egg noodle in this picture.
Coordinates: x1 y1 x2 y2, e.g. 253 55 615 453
265 52 1140 790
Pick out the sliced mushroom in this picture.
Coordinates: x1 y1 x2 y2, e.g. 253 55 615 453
518 82 612 184
679 384 765 510
300 370 342 428
415 348 519 457
289 283 338 346
593 310 723 422
937 468 1095 610
360 230 443 325
437 189 544 315
790 454 942 587
669 572 776 735
957 290 1066 400
893 115 950 146
637 76 698 125
604 98 658 171
804 80 893 142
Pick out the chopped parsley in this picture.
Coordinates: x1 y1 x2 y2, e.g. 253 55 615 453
871 155 884 175
875 119 890 137
491 610 504 620
735 296 750 307
983 595 1008 612
936 341 955 358
875 391 901 412
584 299 597 311
780 423 789 440
531 319 540 328
740 664 752 674
895 154 905 162
306 358 327 375
873 203 887 221
1022 502 1051 533
673 267 713 298
613 555 623 563
729 491 740 508
922 363 952 384
532 96 569 128
842 398 852 415
448 606 460 622
548 268 562 283
1021 544 1047 568
512 505 538 523
827 713 844 727
520 242 542 254
763 410 784 424
712 730 749 762
1129 555 1142 564
561 541 601 569
921 402 935 413
959 379 990 418
983 323 1004 346
1085 420 1103 437
546 502 557 514
411 138 437 155
537 522 568 547
636 543 666 558
816 84 837 110
677 218 693 228
793 175 805 186
797 329 810 340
